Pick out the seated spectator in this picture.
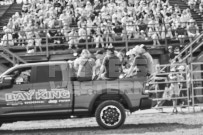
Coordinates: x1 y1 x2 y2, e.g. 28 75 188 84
78 25 87 44
34 32 42 52
176 23 186 45
68 28 79 49
99 46 121 79
103 24 114 47
187 19 200 43
139 30 147 40
47 24 57 43
148 20 161 47
93 0 102 16
54 29 65 45
126 18 134 39
0 27 14 46
112 21 123 40
18 26 26 47
77 49 95 81
26 34 35 53
188 0 196 9
126 46 148 77
94 26 104 48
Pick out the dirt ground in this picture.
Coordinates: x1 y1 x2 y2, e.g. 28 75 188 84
1 108 203 135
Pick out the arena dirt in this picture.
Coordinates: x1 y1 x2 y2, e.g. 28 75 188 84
1 109 203 135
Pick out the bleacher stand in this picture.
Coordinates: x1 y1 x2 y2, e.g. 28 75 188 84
0 0 200 54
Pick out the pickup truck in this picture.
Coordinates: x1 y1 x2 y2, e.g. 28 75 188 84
0 61 151 129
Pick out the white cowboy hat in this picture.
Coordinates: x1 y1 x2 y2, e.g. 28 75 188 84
126 49 134 56
189 19 195 23
170 67 176 72
177 65 185 70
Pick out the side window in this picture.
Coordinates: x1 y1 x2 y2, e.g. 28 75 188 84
8 67 32 85
35 65 62 83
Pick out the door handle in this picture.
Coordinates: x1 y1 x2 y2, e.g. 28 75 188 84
20 89 30 91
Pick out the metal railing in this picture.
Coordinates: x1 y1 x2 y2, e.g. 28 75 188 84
148 63 191 112
0 22 197 52
191 62 203 112
148 32 203 83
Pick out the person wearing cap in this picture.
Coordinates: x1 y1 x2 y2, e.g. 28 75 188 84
121 49 135 76
93 0 102 16
77 49 95 81
126 45 148 77
188 0 196 9
73 48 83 72
175 23 186 45
116 48 129 73
68 28 79 49
187 19 200 43
92 49 105 80
177 65 187 107
98 46 121 80
78 24 87 44
168 67 180 113
167 46 175 63
140 44 154 76
0 28 14 46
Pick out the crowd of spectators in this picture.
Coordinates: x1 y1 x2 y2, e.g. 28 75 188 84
0 0 13 5
0 0 201 53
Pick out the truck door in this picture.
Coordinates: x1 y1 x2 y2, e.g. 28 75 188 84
32 64 72 114
0 66 35 116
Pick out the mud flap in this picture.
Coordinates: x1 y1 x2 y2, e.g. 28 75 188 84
139 98 152 110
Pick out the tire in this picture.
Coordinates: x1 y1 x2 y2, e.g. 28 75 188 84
95 100 126 129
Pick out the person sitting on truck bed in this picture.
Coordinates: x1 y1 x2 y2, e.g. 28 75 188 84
119 48 135 78
98 46 121 80
77 49 96 81
92 49 105 80
126 45 148 77
139 44 154 76
73 48 83 71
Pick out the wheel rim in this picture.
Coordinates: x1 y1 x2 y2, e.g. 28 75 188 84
100 105 122 127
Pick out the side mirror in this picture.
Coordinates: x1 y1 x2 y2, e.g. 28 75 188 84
0 75 13 88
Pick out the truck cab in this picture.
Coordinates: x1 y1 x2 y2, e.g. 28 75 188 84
0 61 151 129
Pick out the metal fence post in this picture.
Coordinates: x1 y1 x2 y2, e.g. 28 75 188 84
46 29 49 59
85 26 88 49
164 23 168 50
125 24 128 51
191 64 195 112
6 32 8 46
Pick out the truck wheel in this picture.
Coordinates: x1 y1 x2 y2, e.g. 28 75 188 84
95 100 126 129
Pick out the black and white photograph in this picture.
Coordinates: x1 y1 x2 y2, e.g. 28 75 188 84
0 0 203 134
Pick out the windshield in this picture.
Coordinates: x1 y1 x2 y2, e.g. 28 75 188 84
0 66 17 78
